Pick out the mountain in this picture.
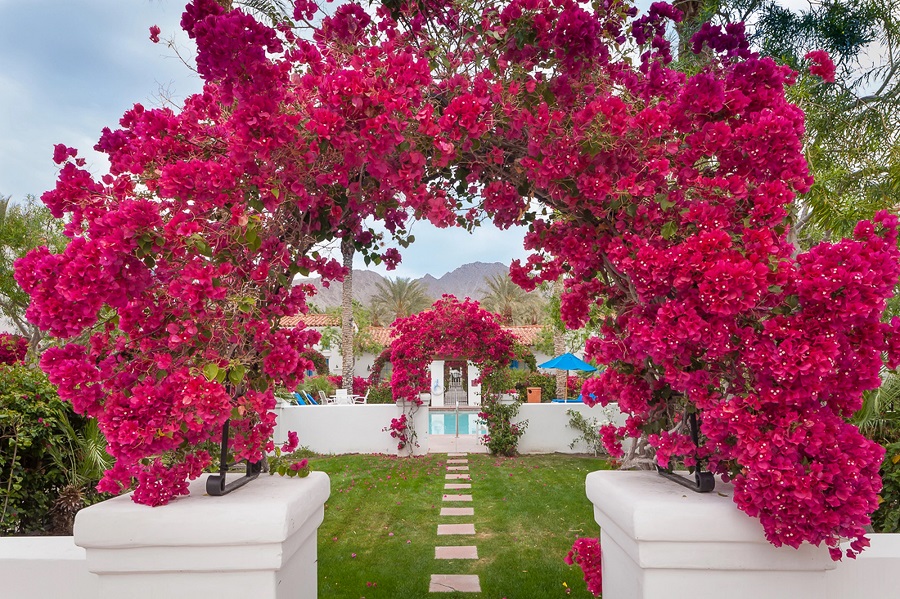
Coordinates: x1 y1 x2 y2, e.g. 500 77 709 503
304 262 510 310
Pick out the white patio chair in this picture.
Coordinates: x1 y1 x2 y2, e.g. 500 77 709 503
353 389 369 404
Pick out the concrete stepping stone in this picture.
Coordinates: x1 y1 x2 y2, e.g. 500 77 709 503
444 483 471 490
447 452 467 457
445 473 471 480
430 574 481 593
447 459 468 464
437 523 475 535
446 466 469 471
440 507 474 516
435 545 479 560
442 494 473 502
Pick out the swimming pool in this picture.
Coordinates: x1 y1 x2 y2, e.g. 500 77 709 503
429 412 488 435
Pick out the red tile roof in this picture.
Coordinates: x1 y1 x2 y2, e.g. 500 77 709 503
357 324 543 349
280 314 340 328
365 327 394 346
503 325 543 346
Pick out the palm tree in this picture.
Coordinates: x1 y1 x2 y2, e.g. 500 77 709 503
370 277 433 324
552 277 566 400
340 237 355 391
479 273 544 325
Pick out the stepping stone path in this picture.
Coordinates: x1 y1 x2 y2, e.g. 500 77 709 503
432 453 482 593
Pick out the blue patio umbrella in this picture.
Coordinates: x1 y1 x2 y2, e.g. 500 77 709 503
538 353 597 400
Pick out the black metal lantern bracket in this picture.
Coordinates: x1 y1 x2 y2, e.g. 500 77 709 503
656 412 715 493
206 419 266 496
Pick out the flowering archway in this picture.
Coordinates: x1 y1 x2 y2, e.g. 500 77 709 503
388 296 517 404
14 0 900 573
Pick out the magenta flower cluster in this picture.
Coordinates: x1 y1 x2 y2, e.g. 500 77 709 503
0 333 28 365
565 537 602 596
388 297 517 404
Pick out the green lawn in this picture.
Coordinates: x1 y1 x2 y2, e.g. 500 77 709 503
311 452 611 598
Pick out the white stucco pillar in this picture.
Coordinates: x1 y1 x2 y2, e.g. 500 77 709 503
74 472 330 599
585 470 835 599
466 362 481 406
430 360 445 407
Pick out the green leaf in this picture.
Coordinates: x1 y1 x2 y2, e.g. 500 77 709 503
768 285 783 294
228 365 246 385
660 221 677 239
202 363 219 381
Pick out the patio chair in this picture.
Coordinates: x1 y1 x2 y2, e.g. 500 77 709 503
293 392 308 405
354 389 369 404
318 390 334 405
303 391 319 405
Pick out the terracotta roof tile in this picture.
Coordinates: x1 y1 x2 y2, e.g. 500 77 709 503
365 327 394 346
279 314 340 328
503 325 543 346
354 324 543 348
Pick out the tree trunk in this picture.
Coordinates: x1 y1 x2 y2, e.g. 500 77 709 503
341 237 355 391
554 277 567 400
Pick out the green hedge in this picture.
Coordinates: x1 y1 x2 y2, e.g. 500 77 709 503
0 365 110 534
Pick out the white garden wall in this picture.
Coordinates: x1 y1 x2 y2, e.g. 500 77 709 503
826 533 900 598
274 400 624 455
0 536 98 598
514 402 625 454
273 402 430 455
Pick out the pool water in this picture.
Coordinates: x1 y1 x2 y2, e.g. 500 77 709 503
429 412 488 435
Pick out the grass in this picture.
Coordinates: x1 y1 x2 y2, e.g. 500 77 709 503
311 452 612 598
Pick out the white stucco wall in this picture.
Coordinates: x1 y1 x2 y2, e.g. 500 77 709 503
274 402 430 456
0 536 98 598
514 402 625 454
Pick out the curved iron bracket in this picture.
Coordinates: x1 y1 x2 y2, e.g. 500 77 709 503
656 466 715 493
206 419 265 497
655 412 715 493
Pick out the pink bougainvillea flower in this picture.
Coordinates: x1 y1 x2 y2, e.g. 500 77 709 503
805 49 836 82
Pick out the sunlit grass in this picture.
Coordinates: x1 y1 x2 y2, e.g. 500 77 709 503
311 452 611 598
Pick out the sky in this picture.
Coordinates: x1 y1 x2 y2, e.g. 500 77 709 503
0 0 813 280
0 0 532 280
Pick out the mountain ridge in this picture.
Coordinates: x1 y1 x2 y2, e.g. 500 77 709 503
305 261 510 310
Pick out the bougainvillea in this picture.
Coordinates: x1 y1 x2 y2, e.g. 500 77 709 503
566 537 603 596
0 333 27 365
388 296 517 404
383 0 898 563
382 413 412 451
326 0 900 569
15 0 449 505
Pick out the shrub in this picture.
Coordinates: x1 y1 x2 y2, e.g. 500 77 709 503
566 408 605 456
873 439 900 533
297 376 336 399
0 364 108 535
514 371 556 402
367 384 394 404
479 394 528 456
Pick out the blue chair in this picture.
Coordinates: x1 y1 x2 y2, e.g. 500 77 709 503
293 392 308 405
304 391 319 405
